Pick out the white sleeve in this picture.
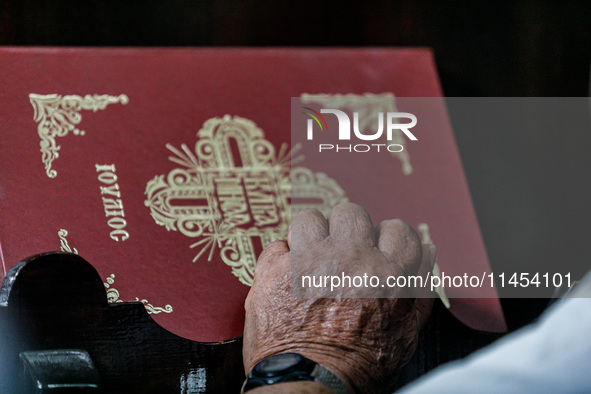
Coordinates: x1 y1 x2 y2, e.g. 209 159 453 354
398 274 591 393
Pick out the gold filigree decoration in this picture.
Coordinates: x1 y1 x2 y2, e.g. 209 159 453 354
418 223 450 308
58 229 78 255
144 115 348 286
30 93 129 178
104 274 173 314
301 93 413 175
290 167 347 218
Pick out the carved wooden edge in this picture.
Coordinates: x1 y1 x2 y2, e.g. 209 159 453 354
0 252 108 308
0 252 244 393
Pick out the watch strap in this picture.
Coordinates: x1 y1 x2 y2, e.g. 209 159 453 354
311 363 351 394
241 354 352 394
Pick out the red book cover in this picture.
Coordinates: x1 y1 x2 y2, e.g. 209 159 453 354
0 47 505 341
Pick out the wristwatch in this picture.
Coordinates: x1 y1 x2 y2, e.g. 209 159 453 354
241 352 351 393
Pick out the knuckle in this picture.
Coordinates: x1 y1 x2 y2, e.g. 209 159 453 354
380 218 410 232
258 240 288 262
294 208 325 221
378 219 422 262
331 201 366 216
330 202 372 228
381 219 419 242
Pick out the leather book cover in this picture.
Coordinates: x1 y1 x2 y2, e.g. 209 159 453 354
0 47 505 341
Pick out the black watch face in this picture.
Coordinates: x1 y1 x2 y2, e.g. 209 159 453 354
255 353 303 377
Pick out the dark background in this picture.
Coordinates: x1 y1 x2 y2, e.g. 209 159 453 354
1 0 590 385
2 0 590 97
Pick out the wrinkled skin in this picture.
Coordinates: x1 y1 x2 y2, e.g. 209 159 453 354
243 203 435 394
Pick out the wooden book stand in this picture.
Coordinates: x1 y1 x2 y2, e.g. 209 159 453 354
0 252 243 393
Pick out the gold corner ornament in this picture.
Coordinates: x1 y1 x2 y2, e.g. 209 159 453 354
29 93 129 178
144 115 348 286
57 229 173 314
58 229 78 255
104 274 173 314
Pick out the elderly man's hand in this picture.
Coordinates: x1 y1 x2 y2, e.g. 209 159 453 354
243 203 435 394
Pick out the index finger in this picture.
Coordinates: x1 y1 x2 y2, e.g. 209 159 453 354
288 208 329 250
254 240 290 277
